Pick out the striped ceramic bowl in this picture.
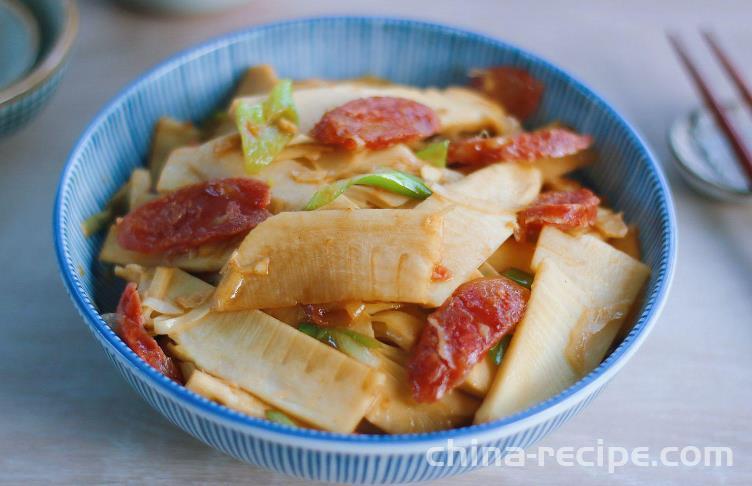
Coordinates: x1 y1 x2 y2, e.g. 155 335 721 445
54 17 677 483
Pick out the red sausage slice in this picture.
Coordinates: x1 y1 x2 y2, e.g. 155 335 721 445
117 178 271 255
470 66 544 120
448 128 592 167
515 188 600 242
408 277 529 402
116 283 183 383
310 96 440 150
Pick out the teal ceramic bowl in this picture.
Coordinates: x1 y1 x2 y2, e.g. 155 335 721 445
0 0 77 136
117 0 252 15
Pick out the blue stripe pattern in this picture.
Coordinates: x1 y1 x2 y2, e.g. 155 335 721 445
53 17 677 483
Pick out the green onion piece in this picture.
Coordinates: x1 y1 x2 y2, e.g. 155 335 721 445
298 322 336 347
235 79 299 174
263 80 299 122
265 410 296 427
297 323 380 366
334 328 382 349
302 179 352 210
330 331 380 367
490 335 512 366
351 170 433 199
415 140 449 168
81 182 130 237
501 267 534 289
303 170 432 210
297 322 324 339
490 341 502 366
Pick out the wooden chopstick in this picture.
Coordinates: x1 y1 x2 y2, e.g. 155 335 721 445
668 33 752 185
702 31 752 109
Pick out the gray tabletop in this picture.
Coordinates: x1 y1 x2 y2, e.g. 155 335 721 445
2 1 751 484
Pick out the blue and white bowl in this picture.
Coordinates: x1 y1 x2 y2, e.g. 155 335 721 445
54 17 677 483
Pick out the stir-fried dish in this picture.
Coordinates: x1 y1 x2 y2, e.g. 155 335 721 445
84 65 650 433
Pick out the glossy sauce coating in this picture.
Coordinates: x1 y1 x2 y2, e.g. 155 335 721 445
302 304 345 328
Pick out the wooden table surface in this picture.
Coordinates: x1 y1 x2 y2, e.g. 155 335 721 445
1 1 751 484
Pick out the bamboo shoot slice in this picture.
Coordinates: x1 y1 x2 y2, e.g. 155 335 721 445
186 369 269 419
532 227 650 373
531 227 650 311
128 169 154 209
363 303 402 315
157 134 245 191
432 162 542 209
485 238 536 274
422 206 514 308
594 207 629 239
460 355 497 397
165 269 214 310
261 306 307 326
146 267 172 300
213 209 444 310
310 144 424 180
318 194 361 210
478 261 500 277
143 267 214 310
420 163 542 306
475 260 588 423
475 228 650 423
535 148 596 182
165 342 193 363
345 185 411 208
100 225 236 272
153 303 211 335
233 64 279 98
114 264 152 289
116 265 213 313
172 310 384 432
371 310 425 351
365 358 479 434
543 176 582 192
148 117 200 186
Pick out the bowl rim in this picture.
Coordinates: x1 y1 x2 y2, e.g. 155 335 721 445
0 0 78 106
54 15 677 452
